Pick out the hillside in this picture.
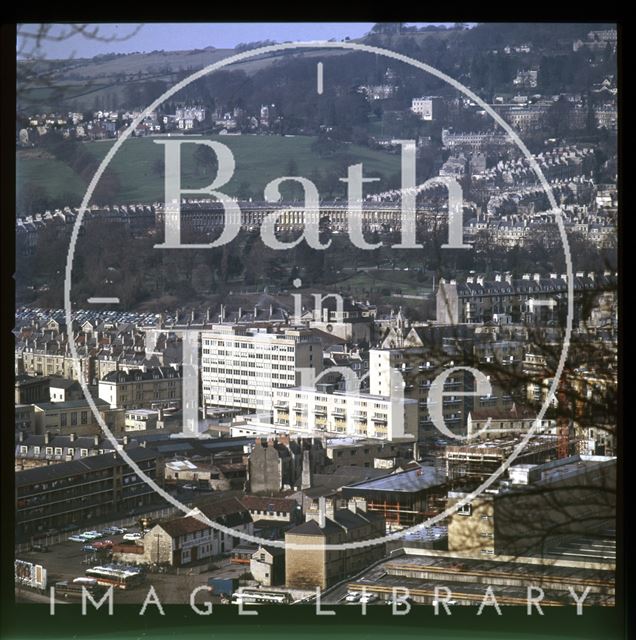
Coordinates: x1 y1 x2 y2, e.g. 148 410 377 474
16 134 402 212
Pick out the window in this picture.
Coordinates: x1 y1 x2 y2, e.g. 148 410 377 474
457 504 472 516
54 447 62 455
80 448 88 457
45 447 53 455
81 411 88 425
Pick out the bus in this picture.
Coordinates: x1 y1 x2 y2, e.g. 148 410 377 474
85 565 145 590
231 589 292 605
54 579 107 600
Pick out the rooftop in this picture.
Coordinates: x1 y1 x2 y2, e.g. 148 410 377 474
343 466 445 494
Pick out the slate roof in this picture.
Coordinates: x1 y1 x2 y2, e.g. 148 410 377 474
16 447 158 487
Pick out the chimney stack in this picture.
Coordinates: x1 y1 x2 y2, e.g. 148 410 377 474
318 496 326 529
69 433 76 442
44 432 51 444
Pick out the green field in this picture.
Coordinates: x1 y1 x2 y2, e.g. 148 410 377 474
16 135 401 210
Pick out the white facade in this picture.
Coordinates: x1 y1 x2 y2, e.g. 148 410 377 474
411 96 443 121
271 387 417 441
201 325 322 411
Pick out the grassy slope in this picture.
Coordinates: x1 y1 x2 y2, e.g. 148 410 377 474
16 135 401 208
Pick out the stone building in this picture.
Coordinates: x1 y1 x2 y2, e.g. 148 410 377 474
247 436 326 494
250 545 286 586
446 454 616 557
132 498 253 566
285 497 385 590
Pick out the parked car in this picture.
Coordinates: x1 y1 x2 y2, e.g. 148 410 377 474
123 532 143 541
345 592 361 603
68 535 88 542
359 593 378 604
109 526 127 534
82 544 97 552
81 531 103 540
44 528 58 536
92 540 113 549
31 543 49 552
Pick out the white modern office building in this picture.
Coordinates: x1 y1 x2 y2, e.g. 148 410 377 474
201 325 322 411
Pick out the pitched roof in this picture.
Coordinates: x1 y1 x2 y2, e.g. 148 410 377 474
240 495 298 513
159 516 210 538
188 497 252 527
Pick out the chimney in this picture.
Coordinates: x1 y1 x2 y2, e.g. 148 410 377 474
269 304 273 318
220 304 225 322
44 432 51 444
238 307 243 321
533 273 541 283
318 496 326 529
254 305 258 319
206 308 211 323
122 435 129 446
325 497 335 521
94 435 99 446
18 431 25 443
69 433 76 442
301 449 312 490
348 497 367 513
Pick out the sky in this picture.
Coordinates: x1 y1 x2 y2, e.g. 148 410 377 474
17 23 468 60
